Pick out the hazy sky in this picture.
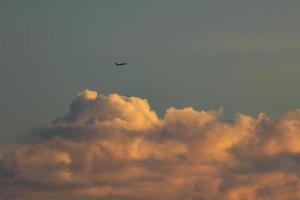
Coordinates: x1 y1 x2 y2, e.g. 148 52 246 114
3 2 300 199
1 1 300 140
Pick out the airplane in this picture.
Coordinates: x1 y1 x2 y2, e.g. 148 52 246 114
115 62 127 66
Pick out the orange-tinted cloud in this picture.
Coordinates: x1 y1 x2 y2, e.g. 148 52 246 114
1 90 300 200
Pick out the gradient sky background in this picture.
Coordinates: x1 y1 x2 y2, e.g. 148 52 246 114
1 1 300 140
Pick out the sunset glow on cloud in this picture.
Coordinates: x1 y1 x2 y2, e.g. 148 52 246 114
1 90 300 200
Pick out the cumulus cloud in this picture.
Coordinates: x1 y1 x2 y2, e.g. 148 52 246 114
1 89 300 200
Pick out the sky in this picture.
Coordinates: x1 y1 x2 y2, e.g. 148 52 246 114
1 1 300 140
1 2 300 199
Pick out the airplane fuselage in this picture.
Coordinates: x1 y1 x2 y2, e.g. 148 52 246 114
115 62 127 66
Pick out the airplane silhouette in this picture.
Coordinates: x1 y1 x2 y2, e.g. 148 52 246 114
115 62 127 66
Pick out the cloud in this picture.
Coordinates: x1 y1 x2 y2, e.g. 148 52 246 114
1 89 300 199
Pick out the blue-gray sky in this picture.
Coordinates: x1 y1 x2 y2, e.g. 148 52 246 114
1 1 300 140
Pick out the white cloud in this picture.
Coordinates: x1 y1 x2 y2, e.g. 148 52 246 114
1 90 300 200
